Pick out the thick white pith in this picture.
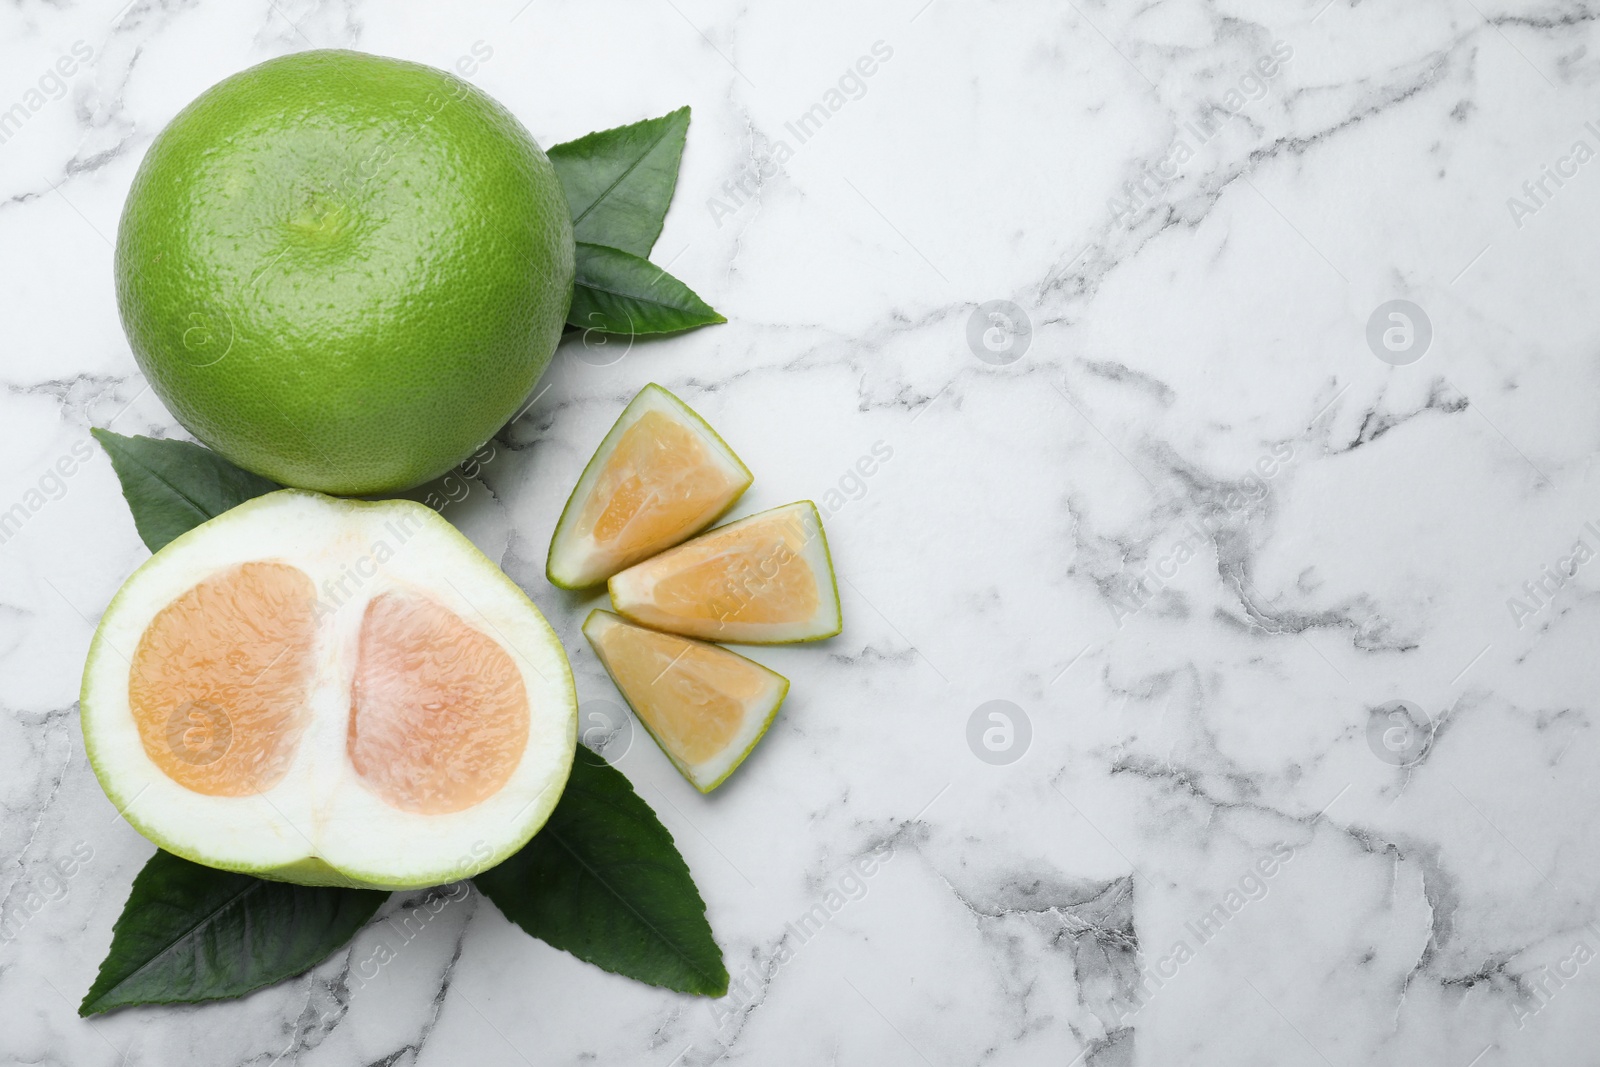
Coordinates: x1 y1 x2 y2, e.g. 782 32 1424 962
81 490 577 890
546 383 752 589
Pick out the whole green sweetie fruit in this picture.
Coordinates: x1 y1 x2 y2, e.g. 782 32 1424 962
115 49 574 494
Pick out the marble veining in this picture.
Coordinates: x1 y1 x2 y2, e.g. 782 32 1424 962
5 0 1600 1063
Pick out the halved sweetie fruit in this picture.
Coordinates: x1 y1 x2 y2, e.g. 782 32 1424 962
608 501 841 644
80 489 577 890
547 384 753 589
583 610 786 792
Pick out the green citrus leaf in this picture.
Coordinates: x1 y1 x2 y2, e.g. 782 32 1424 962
567 242 725 336
92 429 279 552
80 851 386 1015
549 108 690 257
474 748 728 996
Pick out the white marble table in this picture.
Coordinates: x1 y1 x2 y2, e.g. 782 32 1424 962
4 1 1600 1063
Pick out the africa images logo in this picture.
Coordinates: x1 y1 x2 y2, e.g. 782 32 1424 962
0 41 94 148
1107 41 1293 225
705 41 895 227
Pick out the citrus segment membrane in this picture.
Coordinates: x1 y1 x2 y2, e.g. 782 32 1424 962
608 501 841 644
547 384 752 589
583 610 786 792
583 412 722 544
83 489 577 890
129 561 317 796
348 592 531 815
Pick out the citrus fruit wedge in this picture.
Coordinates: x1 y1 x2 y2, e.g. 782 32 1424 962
608 501 841 644
81 490 577 891
583 610 786 792
547 384 752 589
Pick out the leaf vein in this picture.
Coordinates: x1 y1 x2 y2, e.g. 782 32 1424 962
92 879 265 1005
569 119 679 230
576 280 699 313
544 823 716 986
121 449 221 525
